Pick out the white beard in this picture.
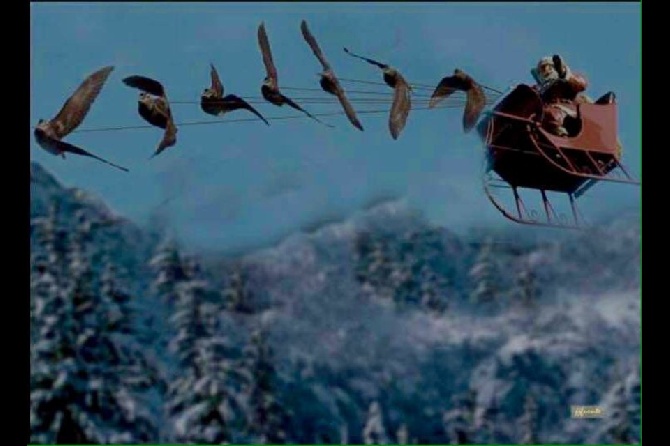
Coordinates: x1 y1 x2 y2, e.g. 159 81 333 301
541 69 559 83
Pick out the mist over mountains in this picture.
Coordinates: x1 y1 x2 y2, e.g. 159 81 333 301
30 162 640 444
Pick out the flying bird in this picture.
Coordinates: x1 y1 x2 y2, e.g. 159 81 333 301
429 69 487 132
257 22 332 128
33 65 129 172
201 63 270 126
300 20 363 131
343 48 411 140
122 75 177 158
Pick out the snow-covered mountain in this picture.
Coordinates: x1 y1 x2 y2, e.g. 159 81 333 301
30 162 641 444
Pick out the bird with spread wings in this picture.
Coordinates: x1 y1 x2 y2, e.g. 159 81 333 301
201 63 270 126
300 20 364 132
429 69 487 133
257 22 333 128
343 48 412 140
122 75 178 158
33 65 129 172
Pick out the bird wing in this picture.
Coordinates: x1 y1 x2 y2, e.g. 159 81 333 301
51 65 115 138
389 74 412 140
154 117 178 158
300 20 331 71
210 63 224 97
428 74 464 109
333 83 364 131
463 83 487 132
51 137 128 172
258 22 278 83
122 75 166 97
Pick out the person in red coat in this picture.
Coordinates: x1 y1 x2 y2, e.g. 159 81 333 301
531 55 588 136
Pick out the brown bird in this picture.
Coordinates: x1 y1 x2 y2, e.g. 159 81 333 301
343 48 411 140
257 22 333 128
34 65 129 172
300 20 363 131
122 75 177 158
429 69 487 132
201 63 270 126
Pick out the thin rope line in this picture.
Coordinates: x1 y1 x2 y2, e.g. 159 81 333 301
170 97 480 106
65 102 467 134
335 76 504 94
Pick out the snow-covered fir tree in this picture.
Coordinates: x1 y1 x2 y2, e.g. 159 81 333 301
519 394 539 444
363 401 390 444
146 236 189 355
222 264 258 314
354 232 396 301
99 257 165 422
468 238 503 309
399 229 452 312
512 259 541 310
594 366 640 444
474 393 500 444
243 327 288 444
166 256 247 443
626 366 641 443
442 390 476 445
31 211 158 443
417 264 449 315
396 423 409 444
353 229 453 313
149 237 187 307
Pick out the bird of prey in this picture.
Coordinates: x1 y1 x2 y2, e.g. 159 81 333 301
122 75 177 158
257 22 332 128
429 69 487 132
343 48 411 140
300 20 363 131
33 65 129 172
201 63 270 126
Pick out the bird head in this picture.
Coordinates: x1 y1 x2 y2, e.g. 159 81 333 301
138 92 153 106
35 119 48 132
202 88 216 99
262 76 276 89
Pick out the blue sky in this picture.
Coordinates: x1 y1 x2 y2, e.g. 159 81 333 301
30 2 641 253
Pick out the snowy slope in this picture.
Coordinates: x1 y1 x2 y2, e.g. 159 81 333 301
30 162 641 444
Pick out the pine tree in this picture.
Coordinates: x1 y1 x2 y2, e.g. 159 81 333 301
147 237 188 357
512 259 541 310
339 423 350 445
626 366 641 443
468 238 502 308
418 264 449 314
519 394 539 444
149 237 187 308
400 229 451 313
31 212 158 443
100 257 164 405
603 380 636 444
167 256 246 443
474 393 500 444
222 264 257 314
30 253 82 443
443 390 476 445
396 423 409 444
363 401 390 444
354 232 396 301
244 327 288 444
